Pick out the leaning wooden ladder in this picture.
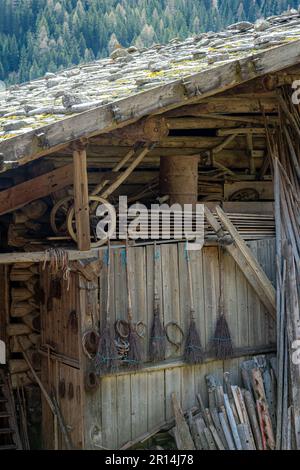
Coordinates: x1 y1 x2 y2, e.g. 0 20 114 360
0 369 22 450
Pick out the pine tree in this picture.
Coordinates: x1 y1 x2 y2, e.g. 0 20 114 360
0 0 299 85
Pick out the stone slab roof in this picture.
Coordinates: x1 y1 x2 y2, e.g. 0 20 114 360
1 10 300 168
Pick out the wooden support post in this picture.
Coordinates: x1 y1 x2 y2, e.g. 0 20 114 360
73 144 90 251
159 155 199 205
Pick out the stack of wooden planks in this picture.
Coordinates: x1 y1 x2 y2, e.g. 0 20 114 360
121 210 275 241
204 212 275 240
172 355 276 451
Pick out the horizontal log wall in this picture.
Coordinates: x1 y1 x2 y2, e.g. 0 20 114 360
92 239 275 449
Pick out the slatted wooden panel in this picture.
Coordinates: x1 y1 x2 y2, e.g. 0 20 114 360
40 272 83 450
40 271 79 360
95 239 276 449
41 357 83 450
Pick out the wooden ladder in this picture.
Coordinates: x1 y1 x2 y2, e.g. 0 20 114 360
0 369 22 450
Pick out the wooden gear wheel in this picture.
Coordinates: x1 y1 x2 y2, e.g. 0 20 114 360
50 196 74 235
66 196 116 248
50 143 154 247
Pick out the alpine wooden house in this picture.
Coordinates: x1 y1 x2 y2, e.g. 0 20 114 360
0 11 300 450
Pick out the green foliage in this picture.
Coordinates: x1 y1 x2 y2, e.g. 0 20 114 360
0 0 299 84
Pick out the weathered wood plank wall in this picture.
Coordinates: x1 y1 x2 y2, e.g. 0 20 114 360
40 273 79 362
93 239 276 450
40 238 276 449
40 272 82 449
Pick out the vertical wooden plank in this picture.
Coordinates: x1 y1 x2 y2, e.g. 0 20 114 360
161 244 181 359
203 246 219 349
73 146 90 251
258 239 276 345
181 366 196 411
77 275 102 450
236 263 249 348
165 367 182 420
41 357 54 449
98 250 106 330
131 373 148 440
178 243 205 353
178 243 189 352
131 247 147 361
223 249 238 348
247 241 264 347
116 375 131 448
113 246 126 333
194 363 209 408
207 360 224 389
101 376 118 449
146 244 154 364
192 248 206 354
223 358 240 387
257 240 271 345
147 370 165 429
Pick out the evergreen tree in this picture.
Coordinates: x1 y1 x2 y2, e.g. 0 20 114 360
0 0 299 85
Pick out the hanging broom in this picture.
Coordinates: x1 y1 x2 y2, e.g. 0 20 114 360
184 245 203 364
125 240 143 370
95 242 119 375
149 242 166 362
212 247 233 359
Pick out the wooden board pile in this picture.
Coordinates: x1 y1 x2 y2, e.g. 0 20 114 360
7 263 41 388
204 212 275 240
172 355 277 450
121 211 275 242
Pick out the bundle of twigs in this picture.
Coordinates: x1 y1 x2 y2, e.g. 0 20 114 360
212 247 233 359
184 246 203 364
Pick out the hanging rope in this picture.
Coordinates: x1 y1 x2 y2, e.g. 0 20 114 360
42 248 71 289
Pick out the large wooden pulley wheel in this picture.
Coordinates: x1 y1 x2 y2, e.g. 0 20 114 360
67 196 116 248
50 196 74 235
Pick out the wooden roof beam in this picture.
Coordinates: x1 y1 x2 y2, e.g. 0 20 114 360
0 163 73 216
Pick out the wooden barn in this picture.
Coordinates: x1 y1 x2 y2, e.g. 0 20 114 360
0 11 300 450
